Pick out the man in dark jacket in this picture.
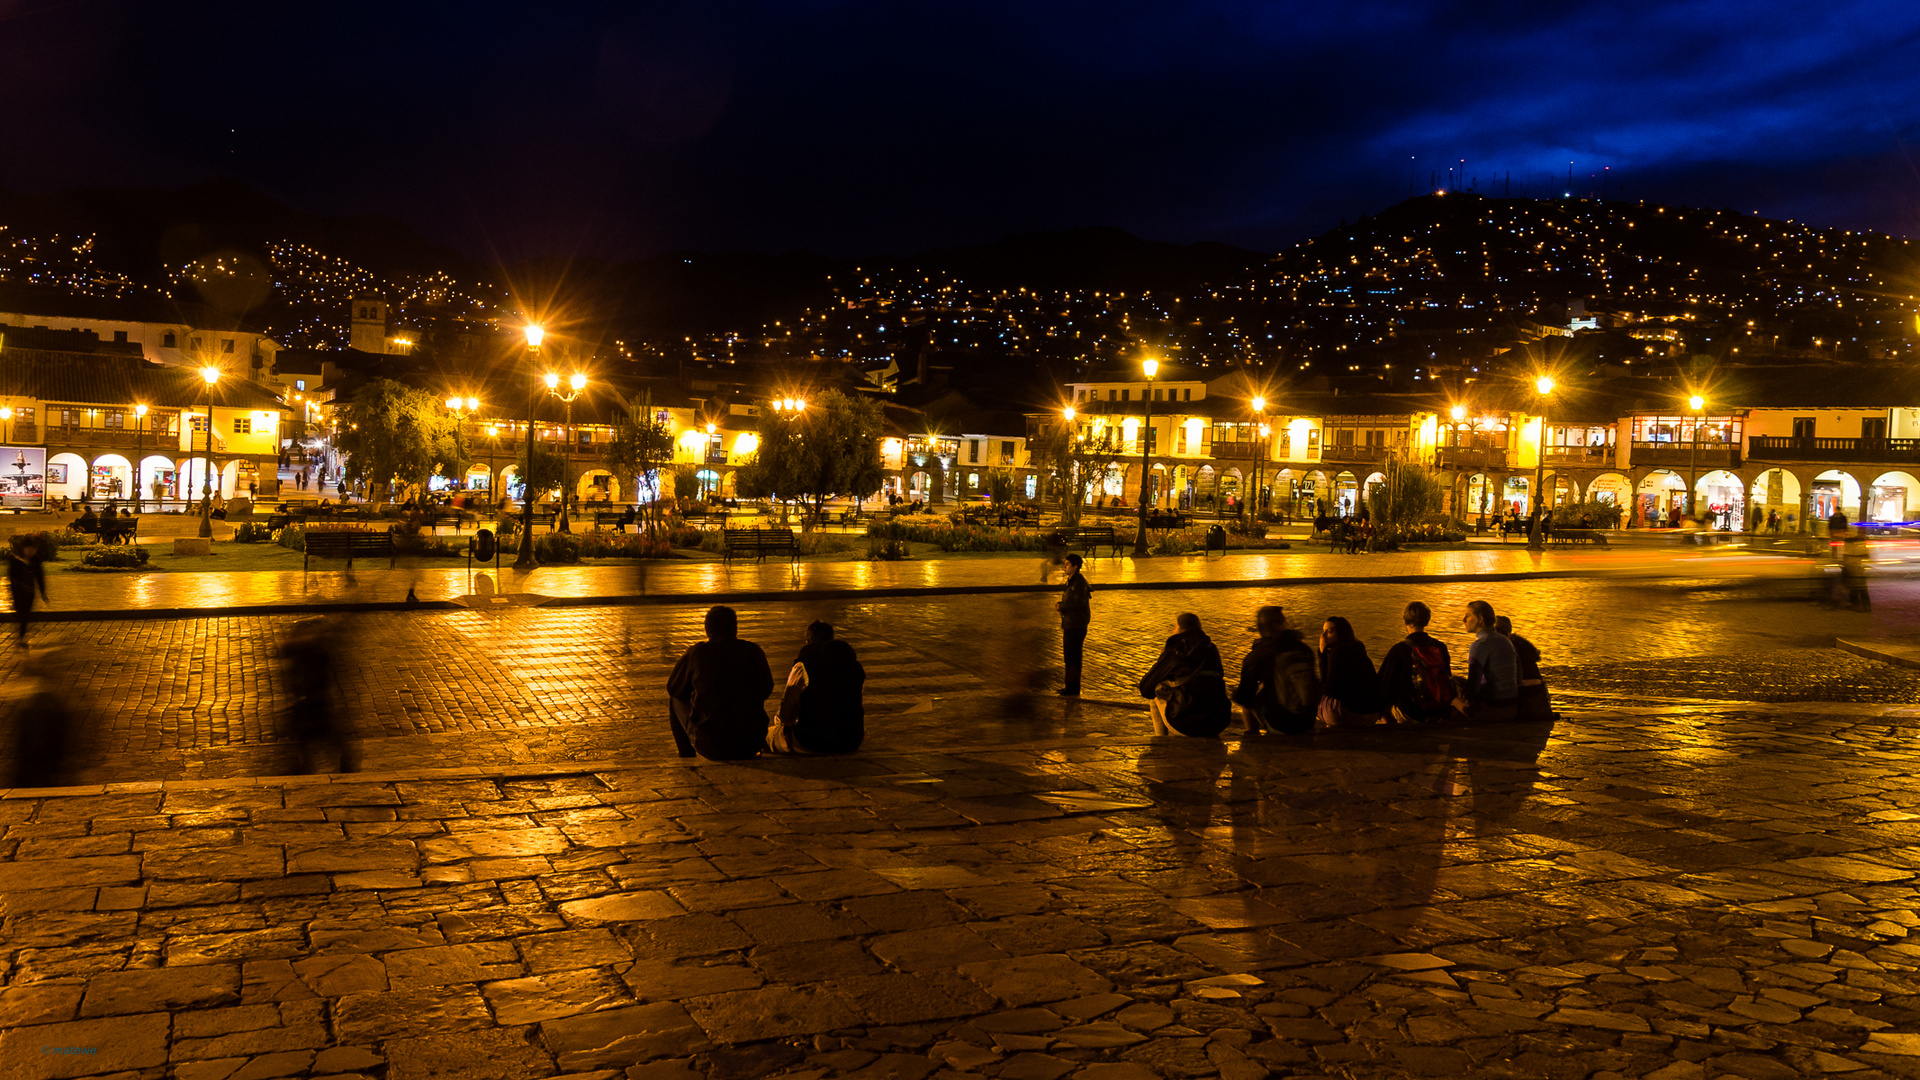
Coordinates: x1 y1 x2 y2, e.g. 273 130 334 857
1056 553 1091 696
1376 601 1454 724
1231 605 1318 735
1138 613 1231 737
771 621 867 754
666 606 775 760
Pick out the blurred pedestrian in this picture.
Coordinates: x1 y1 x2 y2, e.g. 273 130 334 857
281 617 359 773
1451 600 1518 722
8 534 49 648
1230 605 1319 735
1137 612 1231 737
1377 601 1453 724
769 620 867 754
1056 553 1091 696
665 605 774 760
3 649 76 786
1317 615 1383 728
1841 527 1871 611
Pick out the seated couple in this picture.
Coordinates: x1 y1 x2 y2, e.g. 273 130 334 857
665 606 866 760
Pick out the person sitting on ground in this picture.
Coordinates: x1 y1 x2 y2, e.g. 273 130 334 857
1230 605 1320 735
1317 615 1384 727
1452 600 1519 722
1494 616 1557 723
768 621 866 754
1376 601 1454 724
665 605 775 760
1138 612 1232 737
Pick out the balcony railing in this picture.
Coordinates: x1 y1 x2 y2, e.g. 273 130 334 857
1436 447 1509 470
1545 446 1614 464
1211 442 1263 460
1746 436 1920 463
1630 441 1741 468
1321 444 1390 463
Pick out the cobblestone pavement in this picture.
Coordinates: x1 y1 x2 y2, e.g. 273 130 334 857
3 569 1917 784
19 543 1851 613
5 707 1920 1080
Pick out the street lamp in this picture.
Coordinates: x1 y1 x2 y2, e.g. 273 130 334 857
514 324 544 569
0 407 10 444
198 366 220 539
1449 404 1467 523
1250 396 1266 524
1687 393 1706 521
704 421 718 502
1133 358 1158 557
1528 375 1554 549
546 372 588 532
134 404 148 508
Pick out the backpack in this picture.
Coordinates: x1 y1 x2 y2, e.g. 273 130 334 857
1406 639 1453 713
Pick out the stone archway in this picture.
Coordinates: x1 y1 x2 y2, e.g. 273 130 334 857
1695 469 1745 530
90 453 133 501
1635 470 1686 526
1750 469 1804 532
1867 471 1920 523
47 452 87 503
1812 469 1864 527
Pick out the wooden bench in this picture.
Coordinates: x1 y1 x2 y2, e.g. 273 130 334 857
722 527 799 564
1548 529 1608 546
1054 526 1122 557
96 517 140 545
1144 511 1191 532
303 530 396 571
594 510 637 531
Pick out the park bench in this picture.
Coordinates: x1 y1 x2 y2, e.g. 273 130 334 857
302 529 396 571
1144 511 1191 532
722 527 799 564
1549 529 1608 546
1054 526 1122 557
594 510 637 531
98 516 139 545
266 513 292 533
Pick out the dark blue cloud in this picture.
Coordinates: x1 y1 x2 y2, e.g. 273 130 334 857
1 0 1917 257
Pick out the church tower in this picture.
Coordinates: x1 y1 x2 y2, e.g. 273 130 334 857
349 297 388 352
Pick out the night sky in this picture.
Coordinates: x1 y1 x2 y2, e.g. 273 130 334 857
6 0 1920 260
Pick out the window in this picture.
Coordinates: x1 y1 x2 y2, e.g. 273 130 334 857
295 379 306 391
1107 389 1116 401
191 337 202 350
577 430 594 445
1183 388 1192 401
1863 417 1888 441
1000 440 1014 464
13 407 32 426
222 339 235 354
1153 388 1163 401
105 412 125 429
113 330 128 343
969 441 981 463
1145 425 1158 453
233 418 252 434
1792 417 1815 440
162 331 176 348
60 409 81 428
1121 389 1131 402
190 415 207 433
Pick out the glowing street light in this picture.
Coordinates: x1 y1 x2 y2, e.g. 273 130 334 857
1687 393 1707 519
546 373 590 533
1528 375 1554 549
1133 357 1159 557
514 324 546 568
197 366 221 538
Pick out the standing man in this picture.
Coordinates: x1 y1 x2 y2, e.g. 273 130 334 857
1056 553 1091 696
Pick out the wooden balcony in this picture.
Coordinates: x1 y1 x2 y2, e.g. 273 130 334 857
1630 441 1740 468
1436 447 1510 470
1211 442 1263 461
1544 446 1614 466
1320 444 1390 464
1747 436 1920 464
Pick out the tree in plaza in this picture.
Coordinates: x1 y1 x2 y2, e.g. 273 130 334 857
513 443 568 505
1367 458 1444 528
335 378 466 506
599 393 674 521
1044 423 1126 527
744 389 885 527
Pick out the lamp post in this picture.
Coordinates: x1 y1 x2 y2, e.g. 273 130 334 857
705 422 717 502
1527 375 1553 550
546 373 588 532
1449 404 1467 522
514 324 544 569
484 424 500 508
445 395 479 501
0 406 10 444
769 397 806 523
1686 393 1705 522
1133 358 1158 556
133 403 148 509
1250 396 1266 525
198 366 220 539
1059 406 1077 523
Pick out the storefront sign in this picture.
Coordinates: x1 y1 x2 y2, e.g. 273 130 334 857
0 446 47 510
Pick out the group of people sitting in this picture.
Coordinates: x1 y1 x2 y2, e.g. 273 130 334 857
666 606 867 760
1136 599 1556 738
70 503 138 543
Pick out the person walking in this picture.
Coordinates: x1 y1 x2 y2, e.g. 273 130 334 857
1377 601 1454 724
1056 553 1091 696
1316 615 1383 727
1137 612 1232 737
1841 527 1871 611
7 535 49 649
1451 600 1519 722
1230 605 1319 735
666 606 775 760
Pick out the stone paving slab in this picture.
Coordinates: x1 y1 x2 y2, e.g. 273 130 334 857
4 711 1920 1080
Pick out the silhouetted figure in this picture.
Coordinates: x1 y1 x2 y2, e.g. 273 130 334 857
1056 553 1091 696
282 617 359 773
8 535 49 648
666 605 774 760
4 650 75 786
770 621 866 754
1138 613 1231 737
1231 605 1319 735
